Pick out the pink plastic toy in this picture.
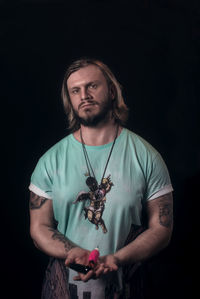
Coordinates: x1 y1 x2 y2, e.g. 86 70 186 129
88 248 99 265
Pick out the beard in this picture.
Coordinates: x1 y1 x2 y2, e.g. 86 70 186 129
73 98 113 127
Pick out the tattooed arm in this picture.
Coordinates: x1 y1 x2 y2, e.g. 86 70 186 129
29 191 78 258
111 192 173 266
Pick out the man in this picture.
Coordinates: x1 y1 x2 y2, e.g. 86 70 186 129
29 58 173 299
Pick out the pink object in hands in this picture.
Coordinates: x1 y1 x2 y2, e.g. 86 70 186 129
88 248 99 264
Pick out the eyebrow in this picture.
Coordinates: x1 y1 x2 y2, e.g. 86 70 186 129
69 80 100 91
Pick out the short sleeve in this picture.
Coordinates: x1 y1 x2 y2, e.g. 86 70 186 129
29 155 53 199
145 153 173 201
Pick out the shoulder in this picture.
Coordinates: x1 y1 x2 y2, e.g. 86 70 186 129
38 134 73 164
123 128 160 160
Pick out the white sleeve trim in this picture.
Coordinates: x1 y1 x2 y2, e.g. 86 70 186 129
29 183 52 199
147 184 173 201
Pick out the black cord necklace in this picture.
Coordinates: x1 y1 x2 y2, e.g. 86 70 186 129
73 125 119 233
80 125 119 188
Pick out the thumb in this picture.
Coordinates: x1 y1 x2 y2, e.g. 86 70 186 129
65 257 74 266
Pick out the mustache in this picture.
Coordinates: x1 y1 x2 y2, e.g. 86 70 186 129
78 101 98 110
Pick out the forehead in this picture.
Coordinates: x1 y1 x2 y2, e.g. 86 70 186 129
67 64 106 88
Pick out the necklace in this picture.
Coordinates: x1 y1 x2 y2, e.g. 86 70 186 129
74 124 119 233
80 124 119 189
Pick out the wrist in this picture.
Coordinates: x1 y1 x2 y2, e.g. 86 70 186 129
112 253 122 267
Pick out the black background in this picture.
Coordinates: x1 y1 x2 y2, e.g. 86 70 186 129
1 0 200 298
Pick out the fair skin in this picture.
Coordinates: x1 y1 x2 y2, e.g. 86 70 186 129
30 64 173 283
67 64 123 145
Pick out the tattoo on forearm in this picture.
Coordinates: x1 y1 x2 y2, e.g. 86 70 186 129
49 228 75 252
158 196 173 228
29 192 49 210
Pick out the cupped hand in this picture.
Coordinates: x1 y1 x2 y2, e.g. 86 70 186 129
88 254 119 279
98 254 119 272
65 247 94 282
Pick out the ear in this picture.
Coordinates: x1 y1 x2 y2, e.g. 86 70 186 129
109 83 116 100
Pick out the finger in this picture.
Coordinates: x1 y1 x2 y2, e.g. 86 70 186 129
104 262 118 272
103 267 109 275
111 264 118 271
73 274 81 281
94 264 105 278
79 270 94 282
65 258 74 266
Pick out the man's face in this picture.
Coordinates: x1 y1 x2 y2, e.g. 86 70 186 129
67 65 114 127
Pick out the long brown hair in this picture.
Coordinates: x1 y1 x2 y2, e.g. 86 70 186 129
61 58 129 132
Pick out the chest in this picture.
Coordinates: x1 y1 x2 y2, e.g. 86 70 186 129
51 148 146 217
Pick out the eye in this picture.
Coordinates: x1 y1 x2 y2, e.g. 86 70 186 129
89 83 97 89
72 89 79 94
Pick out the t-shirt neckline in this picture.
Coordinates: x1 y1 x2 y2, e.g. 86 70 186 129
70 128 126 150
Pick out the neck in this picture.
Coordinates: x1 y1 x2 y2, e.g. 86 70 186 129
74 120 122 146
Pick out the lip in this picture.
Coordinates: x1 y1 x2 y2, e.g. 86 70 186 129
80 103 96 109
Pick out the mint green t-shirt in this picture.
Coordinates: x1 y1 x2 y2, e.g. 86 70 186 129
29 128 172 256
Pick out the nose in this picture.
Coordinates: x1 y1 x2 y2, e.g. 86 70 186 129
80 87 91 101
